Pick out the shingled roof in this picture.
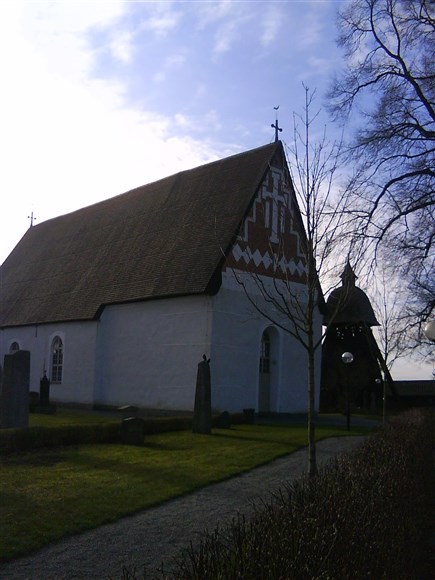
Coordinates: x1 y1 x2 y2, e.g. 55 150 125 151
1 141 282 327
323 263 380 327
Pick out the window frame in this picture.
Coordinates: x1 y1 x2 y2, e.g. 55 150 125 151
50 336 64 384
9 341 20 353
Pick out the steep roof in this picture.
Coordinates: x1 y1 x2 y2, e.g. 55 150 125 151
323 285 380 326
1 141 282 327
323 261 379 327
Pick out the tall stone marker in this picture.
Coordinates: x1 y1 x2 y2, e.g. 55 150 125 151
192 355 211 435
0 350 30 429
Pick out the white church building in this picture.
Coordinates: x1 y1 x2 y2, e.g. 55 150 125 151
0 141 322 414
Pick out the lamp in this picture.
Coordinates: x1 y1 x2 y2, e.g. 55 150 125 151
423 320 435 342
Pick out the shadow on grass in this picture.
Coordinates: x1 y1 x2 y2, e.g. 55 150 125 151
210 429 305 447
1 451 65 467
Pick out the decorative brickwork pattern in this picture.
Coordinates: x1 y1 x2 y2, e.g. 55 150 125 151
224 165 306 282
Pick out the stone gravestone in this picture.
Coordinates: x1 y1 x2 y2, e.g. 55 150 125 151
0 350 31 429
121 417 145 446
214 411 231 429
37 372 56 414
192 355 211 435
39 373 50 408
29 391 40 413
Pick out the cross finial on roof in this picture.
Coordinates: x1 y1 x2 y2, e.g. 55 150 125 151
271 105 282 142
28 211 37 227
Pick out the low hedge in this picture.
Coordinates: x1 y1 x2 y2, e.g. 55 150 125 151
0 422 121 454
139 411 246 435
162 408 433 579
141 417 193 435
0 412 247 454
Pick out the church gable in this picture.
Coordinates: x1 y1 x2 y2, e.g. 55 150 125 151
224 156 307 282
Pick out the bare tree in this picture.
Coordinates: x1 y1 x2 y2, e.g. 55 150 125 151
231 87 354 476
371 267 408 370
328 0 435 331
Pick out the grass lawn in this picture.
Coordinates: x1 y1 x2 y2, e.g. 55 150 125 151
0 421 371 562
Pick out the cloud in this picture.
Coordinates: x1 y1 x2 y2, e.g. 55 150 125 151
152 52 186 84
392 358 434 381
173 110 222 134
139 2 181 37
292 5 332 51
165 54 186 68
195 0 235 29
214 19 239 54
174 113 191 129
214 11 255 56
300 55 338 80
204 110 222 132
192 1 253 56
261 7 282 47
109 30 134 64
0 1 229 264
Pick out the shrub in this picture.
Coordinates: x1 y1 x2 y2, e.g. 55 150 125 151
142 417 192 435
0 411 248 454
0 423 121 454
166 409 432 579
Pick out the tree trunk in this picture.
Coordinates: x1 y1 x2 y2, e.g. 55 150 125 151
307 334 317 476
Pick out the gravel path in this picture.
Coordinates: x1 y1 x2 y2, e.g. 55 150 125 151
0 436 367 580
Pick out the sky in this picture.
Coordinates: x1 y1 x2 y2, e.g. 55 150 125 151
0 0 433 381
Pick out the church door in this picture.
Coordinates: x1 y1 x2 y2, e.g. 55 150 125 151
259 329 271 412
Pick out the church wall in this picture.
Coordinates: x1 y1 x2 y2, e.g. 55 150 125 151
0 321 98 405
0 150 323 415
209 285 261 412
92 295 212 410
210 271 319 414
209 157 322 414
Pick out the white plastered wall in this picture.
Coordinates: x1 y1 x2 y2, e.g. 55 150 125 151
0 321 98 405
0 284 321 413
209 269 322 414
92 294 213 410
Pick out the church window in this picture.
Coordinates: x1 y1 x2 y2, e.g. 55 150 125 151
51 336 64 383
10 341 20 352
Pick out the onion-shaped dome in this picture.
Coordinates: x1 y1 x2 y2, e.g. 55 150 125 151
323 262 379 326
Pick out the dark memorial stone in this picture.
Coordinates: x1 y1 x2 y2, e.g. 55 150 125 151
39 373 51 407
243 408 255 424
214 411 231 429
35 373 56 414
1 350 30 429
192 355 211 434
29 391 40 413
121 417 145 445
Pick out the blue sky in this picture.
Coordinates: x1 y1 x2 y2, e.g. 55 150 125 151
0 1 431 380
1 1 342 265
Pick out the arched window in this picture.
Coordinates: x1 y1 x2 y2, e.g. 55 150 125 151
51 336 64 383
9 341 20 353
